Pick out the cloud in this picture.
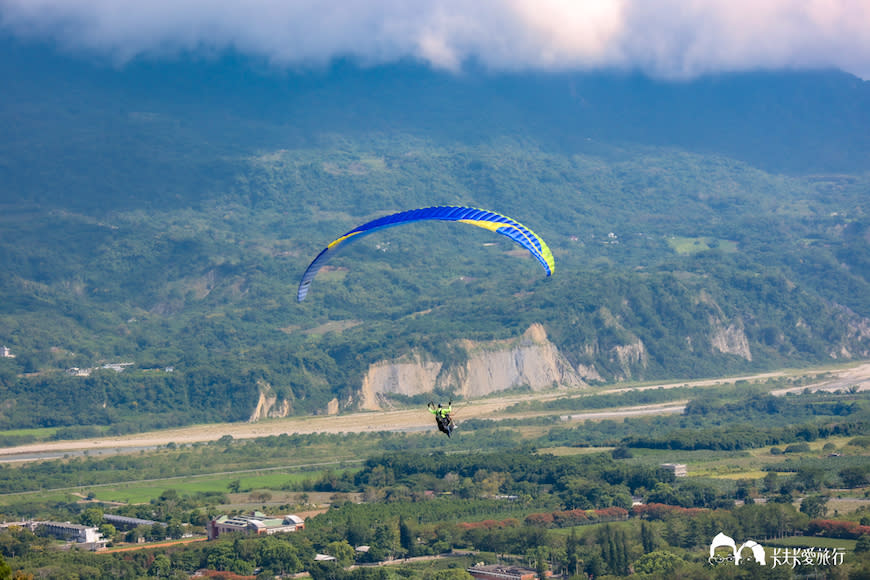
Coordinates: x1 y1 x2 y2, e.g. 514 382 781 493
1 0 868 79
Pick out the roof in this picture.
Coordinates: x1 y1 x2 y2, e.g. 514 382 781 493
211 512 304 534
103 514 160 527
467 564 539 580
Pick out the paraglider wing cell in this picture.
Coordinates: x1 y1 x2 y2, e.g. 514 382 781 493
297 206 554 302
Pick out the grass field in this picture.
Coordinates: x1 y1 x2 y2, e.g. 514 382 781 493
620 438 866 482
0 427 59 439
666 236 738 255
90 469 351 504
0 490 81 506
539 446 615 456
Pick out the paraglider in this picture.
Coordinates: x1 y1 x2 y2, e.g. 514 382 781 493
428 400 454 437
296 206 555 302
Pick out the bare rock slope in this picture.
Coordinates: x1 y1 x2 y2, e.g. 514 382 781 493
359 323 588 410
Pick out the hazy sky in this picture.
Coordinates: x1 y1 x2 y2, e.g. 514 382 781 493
2 0 868 79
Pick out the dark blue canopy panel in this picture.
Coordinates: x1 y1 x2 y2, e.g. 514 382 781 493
297 206 555 302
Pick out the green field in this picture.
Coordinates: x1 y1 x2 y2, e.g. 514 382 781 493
0 427 59 439
86 469 353 505
666 236 738 255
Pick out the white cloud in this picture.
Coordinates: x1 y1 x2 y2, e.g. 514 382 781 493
1 0 868 78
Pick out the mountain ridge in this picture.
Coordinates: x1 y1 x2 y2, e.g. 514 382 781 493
0 39 868 433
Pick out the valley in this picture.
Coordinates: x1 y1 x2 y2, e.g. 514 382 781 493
3 361 868 462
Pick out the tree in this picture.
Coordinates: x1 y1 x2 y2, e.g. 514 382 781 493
641 521 657 553
611 447 633 459
372 521 399 559
257 538 302 574
149 554 172 578
839 466 869 488
633 550 684 575
0 553 10 580
583 553 605 578
735 479 755 501
646 482 684 506
535 546 548 580
166 521 185 540
98 522 117 543
794 467 825 491
148 523 167 542
0 527 44 559
565 527 583 577
399 516 415 555
79 506 104 527
762 472 779 493
126 525 149 544
206 542 254 575
326 540 356 567
432 571 473 580
250 491 273 503
800 495 829 519
598 524 629 576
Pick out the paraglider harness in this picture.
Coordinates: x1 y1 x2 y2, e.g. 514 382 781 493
428 401 454 437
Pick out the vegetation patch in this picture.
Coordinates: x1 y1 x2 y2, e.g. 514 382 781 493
666 236 737 255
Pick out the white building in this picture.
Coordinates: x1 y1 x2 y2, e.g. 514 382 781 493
101 362 134 372
38 521 107 550
660 463 688 477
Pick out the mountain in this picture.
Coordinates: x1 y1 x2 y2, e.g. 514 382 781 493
1 38 869 435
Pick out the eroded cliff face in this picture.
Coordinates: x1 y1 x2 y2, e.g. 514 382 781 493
359 355 443 411
258 299 870 417
710 320 752 360
252 286 870 416
249 382 292 421
698 292 752 360
357 323 589 410
609 340 649 381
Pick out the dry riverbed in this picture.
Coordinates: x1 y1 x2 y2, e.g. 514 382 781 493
2 361 868 463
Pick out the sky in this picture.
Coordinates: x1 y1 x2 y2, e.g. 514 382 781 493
1 0 869 80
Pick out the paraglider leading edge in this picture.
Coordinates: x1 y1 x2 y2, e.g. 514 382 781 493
296 206 555 302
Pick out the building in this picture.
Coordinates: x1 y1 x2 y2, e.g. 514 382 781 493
467 564 546 580
37 521 107 551
660 463 688 477
207 512 304 540
0 521 28 531
0 346 14 358
101 362 134 372
102 514 162 531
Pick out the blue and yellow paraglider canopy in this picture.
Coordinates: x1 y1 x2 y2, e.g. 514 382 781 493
297 206 555 302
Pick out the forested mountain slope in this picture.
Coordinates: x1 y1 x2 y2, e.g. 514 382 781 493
1 40 868 433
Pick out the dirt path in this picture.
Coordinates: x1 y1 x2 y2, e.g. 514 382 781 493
2 361 868 462
770 361 870 395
